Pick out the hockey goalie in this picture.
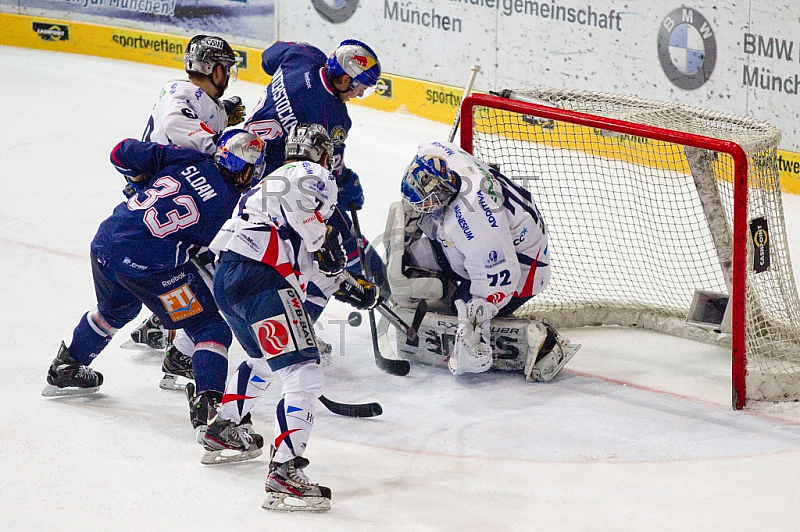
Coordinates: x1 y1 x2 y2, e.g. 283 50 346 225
381 140 580 381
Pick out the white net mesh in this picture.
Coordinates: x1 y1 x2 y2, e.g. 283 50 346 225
468 88 800 404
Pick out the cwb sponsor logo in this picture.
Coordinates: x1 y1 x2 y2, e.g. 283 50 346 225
234 49 248 70
657 7 717 90
158 283 203 321
750 216 771 273
33 22 69 41
251 315 297 357
375 77 392 98
312 0 359 23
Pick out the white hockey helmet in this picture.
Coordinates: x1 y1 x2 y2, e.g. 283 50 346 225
184 35 238 82
401 154 460 213
284 123 334 169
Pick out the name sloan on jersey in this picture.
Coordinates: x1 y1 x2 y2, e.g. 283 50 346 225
181 166 217 201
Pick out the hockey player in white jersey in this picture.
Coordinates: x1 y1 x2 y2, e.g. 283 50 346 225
388 140 577 381
142 34 246 154
129 34 249 390
206 123 379 512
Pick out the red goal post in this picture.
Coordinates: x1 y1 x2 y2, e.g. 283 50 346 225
460 90 800 409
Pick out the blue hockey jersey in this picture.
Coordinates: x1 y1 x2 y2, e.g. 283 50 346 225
245 41 353 180
92 140 242 275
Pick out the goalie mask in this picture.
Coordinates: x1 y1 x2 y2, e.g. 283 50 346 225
284 123 334 169
215 129 265 189
326 39 381 97
401 155 460 214
184 35 238 83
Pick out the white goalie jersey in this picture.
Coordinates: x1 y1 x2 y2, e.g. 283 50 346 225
405 141 550 311
209 160 338 298
142 79 228 155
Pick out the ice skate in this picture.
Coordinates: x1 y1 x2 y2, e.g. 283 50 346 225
160 344 194 391
123 314 170 350
42 342 103 397
201 414 264 465
263 455 331 512
186 382 222 441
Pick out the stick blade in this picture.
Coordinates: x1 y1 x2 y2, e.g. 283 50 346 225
319 395 383 417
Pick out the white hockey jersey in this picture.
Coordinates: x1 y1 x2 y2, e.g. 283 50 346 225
411 140 550 310
209 160 338 298
142 80 228 155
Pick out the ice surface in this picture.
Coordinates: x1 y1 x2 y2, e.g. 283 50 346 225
5 46 800 530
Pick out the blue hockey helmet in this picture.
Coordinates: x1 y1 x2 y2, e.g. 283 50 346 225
401 154 460 214
215 129 265 188
326 39 381 93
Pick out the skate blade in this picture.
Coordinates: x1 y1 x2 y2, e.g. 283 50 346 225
262 492 331 513
195 426 207 445
41 384 100 397
532 343 582 382
200 446 263 465
120 339 163 352
159 374 190 391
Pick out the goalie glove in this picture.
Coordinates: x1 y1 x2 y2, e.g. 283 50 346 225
448 298 498 375
334 274 380 310
223 96 246 126
315 225 347 277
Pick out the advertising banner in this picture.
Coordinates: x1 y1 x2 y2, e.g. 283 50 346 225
2 0 275 44
279 1 800 158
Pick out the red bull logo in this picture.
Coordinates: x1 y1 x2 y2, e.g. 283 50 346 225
247 137 264 150
352 53 376 70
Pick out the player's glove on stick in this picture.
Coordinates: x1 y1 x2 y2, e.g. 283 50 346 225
334 275 380 310
316 225 347 277
336 168 365 210
223 97 246 126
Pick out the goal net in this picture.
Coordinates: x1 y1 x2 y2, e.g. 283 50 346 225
460 89 800 409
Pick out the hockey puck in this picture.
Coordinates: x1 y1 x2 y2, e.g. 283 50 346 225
348 311 362 327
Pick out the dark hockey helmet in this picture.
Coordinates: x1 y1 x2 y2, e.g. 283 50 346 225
401 154 460 214
284 123 334 169
215 129 265 189
184 35 238 82
326 39 381 93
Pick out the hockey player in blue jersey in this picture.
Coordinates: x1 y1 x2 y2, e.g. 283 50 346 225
205 123 379 511
245 39 386 324
43 131 265 437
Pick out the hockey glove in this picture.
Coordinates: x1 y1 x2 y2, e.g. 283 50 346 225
334 275 380 310
122 174 151 198
315 225 347 277
336 168 365 211
223 97 246 126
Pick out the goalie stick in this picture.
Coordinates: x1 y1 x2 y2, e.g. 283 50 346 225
347 205 429 376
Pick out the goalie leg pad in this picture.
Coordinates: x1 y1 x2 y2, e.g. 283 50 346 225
524 322 579 382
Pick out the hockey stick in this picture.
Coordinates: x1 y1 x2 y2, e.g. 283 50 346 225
190 257 383 417
447 64 481 143
318 394 382 417
346 205 412 376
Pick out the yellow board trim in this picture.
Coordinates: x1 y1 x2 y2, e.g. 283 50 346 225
3 11 800 193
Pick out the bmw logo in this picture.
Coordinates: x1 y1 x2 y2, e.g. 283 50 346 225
312 0 359 23
657 7 717 90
